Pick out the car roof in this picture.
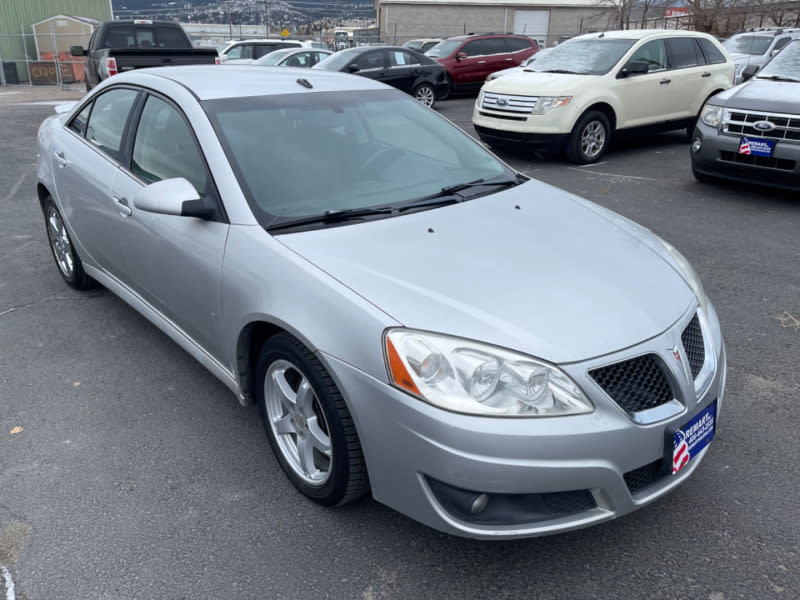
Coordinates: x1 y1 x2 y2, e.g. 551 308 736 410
110 64 389 100
445 32 531 41
573 29 719 42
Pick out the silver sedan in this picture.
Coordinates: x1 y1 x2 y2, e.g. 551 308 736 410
36 65 726 539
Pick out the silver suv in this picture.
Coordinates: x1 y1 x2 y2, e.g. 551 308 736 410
722 27 800 82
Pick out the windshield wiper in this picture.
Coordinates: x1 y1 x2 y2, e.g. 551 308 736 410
540 69 580 74
400 174 526 212
755 74 800 82
267 206 394 231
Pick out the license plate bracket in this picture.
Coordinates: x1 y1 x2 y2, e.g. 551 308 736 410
665 399 717 475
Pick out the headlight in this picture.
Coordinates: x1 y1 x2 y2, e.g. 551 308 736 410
384 329 593 417
532 96 571 114
700 104 723 127
657 239 709 316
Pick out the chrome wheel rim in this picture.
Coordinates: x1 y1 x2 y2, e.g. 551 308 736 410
47 208 74 278
415 86 435 107
264 359 332 486
580 120 606 159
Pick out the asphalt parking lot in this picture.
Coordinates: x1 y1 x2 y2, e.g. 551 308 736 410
1 84 799 600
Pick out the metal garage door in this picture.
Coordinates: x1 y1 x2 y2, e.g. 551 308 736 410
513 10 549 48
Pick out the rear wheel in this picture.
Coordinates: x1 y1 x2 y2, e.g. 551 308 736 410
256 333 369 506
566 110 611 164
413 83 436 108
44 197 94 290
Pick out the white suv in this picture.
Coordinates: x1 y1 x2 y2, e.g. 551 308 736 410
722 27 800 83
473 30 734 163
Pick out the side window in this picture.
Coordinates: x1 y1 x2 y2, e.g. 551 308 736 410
131 95 208 195
773 36 792 52
84 88 138 160
507 38 532 53
68 103 92 137
666 37 701 68
462 40 485 57
697 38 726 64
628 39 668 72
284 52 309 67
389 50 419 67
483 38 508 55
226 46 242 59
357 51 384 70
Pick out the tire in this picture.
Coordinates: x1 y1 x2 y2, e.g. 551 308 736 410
256 332 369 506
566 110 611 164
44 197 94 290
413 83 436 108
438 75 453 101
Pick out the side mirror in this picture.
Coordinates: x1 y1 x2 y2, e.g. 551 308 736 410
770 48 781 57
456 52 467 61
347 63 360 73
70 45 87 57
133 178 212 219
741 64 759 82
619 59 649 78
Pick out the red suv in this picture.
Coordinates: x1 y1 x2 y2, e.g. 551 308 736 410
426 33 539 98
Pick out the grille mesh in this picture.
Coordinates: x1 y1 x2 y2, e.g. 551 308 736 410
589 354 673 414
624 460 666 496
681 315 705 379
719 150 795 171
725 110 800 142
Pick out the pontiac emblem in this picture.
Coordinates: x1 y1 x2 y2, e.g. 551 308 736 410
753 120 775 132
671 345 682 363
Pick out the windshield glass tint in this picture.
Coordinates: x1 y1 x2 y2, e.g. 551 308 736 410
529 39 636 75
425 39 462 57
203 90 507 226
759 41 800 77
723 35 772 55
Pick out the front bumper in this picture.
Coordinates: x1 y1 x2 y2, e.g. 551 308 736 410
691 122 800 191
322 301 727 539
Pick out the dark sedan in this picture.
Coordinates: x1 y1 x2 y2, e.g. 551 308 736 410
313 46 448 108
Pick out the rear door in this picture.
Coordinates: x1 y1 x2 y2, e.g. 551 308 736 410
384 49 420 94
664 37 718 120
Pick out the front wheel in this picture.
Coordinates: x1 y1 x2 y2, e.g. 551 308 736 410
413 83 436 108
256 333 369 506
566 110 611 164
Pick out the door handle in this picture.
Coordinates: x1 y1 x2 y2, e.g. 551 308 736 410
478 60 487 64
701 72 711 78
659 78 672 85
54 151 67 167
411 68 421 74
112 195 132 217
505 58 513 61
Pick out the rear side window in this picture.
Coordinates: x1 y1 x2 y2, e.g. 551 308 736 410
697 38 726 64
507 38 533 52
773 36 793 52
483 38 507 55
84 88 138 160
666 37 702 68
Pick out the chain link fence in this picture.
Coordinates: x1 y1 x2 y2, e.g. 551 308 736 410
1 25 91 87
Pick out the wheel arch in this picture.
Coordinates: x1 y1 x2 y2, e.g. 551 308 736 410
580 102 617 132
36 183 52 214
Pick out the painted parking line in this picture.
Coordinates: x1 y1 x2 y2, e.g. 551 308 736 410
567 166 657 182
1 566 15 600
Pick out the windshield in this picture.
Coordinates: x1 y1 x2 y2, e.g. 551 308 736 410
203 90 509 228
314 49 361 70
757 40 800 79
256 49 293 65
527 38 636 75
425 39 462 58
723 35 773 55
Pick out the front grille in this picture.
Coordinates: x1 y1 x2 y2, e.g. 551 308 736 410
624 459 666 496
590 354 674 414
478 110 527 121
724 109 800 143
481 91 537 114
681 315 705 379
719 150 795 171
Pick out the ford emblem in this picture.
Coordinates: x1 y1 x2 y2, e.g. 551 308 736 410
496 98 508 106
753 120 775 132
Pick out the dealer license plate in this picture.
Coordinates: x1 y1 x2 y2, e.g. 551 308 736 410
671 400 717 475
738 137 775 157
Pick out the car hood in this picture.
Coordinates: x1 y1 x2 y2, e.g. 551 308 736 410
712 78 800 112
484 71 599 94
278 181 694 364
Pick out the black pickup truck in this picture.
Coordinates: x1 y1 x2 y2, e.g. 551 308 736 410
71 20 219 91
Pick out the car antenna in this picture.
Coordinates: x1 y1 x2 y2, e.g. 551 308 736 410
297 78 313 89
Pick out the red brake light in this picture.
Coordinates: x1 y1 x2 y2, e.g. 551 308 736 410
106 57 118 77
215 56 221 65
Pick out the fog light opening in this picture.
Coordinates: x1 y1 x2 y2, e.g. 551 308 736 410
470 493 489 514
691 138 702 153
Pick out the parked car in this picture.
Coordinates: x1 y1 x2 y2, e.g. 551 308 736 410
253 47 332 68
485 47 553 81
403 38 442 53
313 46 448 107
425 33 539 97
70 20 219 92
37 64 725 540
473 30 734 163
690 39 800 190
219 38 311 63
722 27 800 83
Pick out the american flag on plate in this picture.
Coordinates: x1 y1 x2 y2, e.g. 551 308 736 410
739 140 751 155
